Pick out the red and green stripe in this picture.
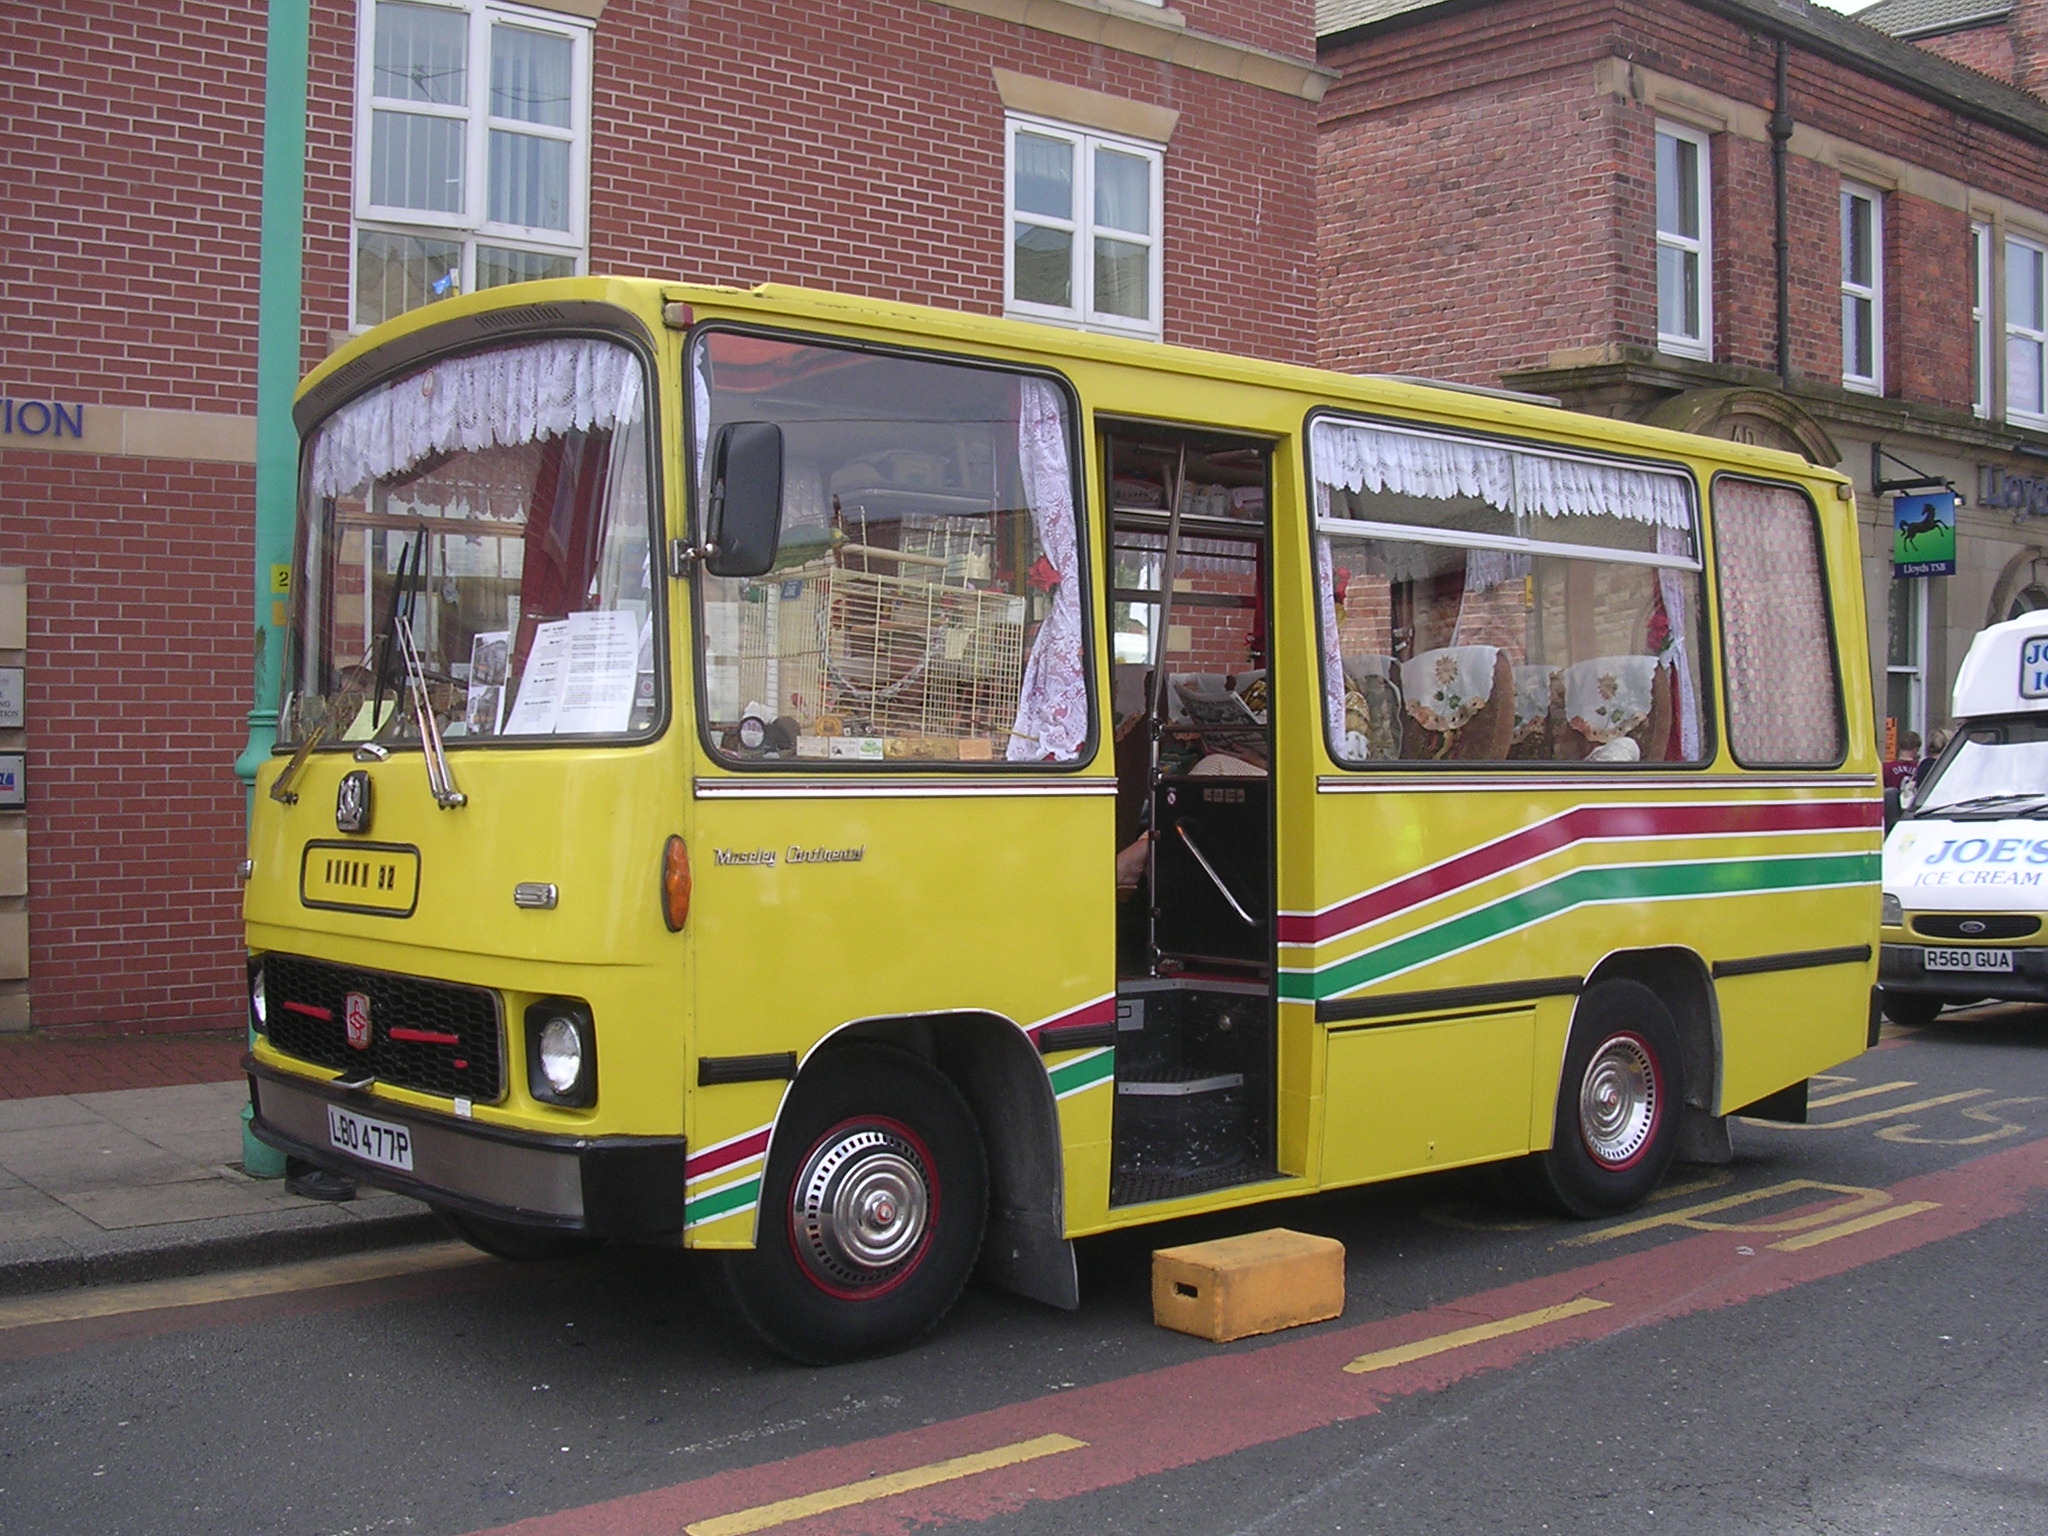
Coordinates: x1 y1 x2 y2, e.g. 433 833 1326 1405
1280 848 1878 1004
1278 799 1878 948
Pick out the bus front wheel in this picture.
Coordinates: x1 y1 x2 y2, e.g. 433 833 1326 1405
721 1044 988 1364
1525 980 1682 1218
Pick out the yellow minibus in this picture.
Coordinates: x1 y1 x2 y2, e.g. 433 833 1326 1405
246 279 1880 1360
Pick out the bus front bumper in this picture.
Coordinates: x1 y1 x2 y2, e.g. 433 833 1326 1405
1879 943 2048 1004
246 1060 687 1239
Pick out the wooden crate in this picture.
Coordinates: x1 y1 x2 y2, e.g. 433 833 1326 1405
1151 1228 1345 1343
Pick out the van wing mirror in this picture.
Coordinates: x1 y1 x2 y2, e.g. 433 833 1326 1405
702 421 783 578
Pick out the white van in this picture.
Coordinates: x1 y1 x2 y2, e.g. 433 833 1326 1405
1880 613 2048 1024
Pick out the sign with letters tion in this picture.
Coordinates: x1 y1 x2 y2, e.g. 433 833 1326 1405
0 668 18 729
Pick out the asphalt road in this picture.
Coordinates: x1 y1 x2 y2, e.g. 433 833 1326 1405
6 1010 2048 1536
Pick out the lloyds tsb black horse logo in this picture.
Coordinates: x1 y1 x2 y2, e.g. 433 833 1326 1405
1898 503 1946 551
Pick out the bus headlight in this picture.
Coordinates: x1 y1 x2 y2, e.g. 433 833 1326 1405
1882 892 1903 927
248 959 267 1033
525 1000 596 1107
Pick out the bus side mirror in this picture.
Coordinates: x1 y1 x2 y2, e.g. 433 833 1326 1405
703 421 783 578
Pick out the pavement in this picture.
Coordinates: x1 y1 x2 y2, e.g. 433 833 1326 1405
0 1026 440 1296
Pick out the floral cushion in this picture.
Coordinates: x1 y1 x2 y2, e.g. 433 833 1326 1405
1400 645 1501 734
1563 655 1661 745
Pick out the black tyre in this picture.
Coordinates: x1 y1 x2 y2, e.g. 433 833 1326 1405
1879 989 1946 1027
721 1044 988 1364
435 1206 603 1261
1525 980 1682 1218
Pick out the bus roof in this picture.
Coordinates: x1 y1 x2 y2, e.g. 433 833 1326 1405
300 276 1850 489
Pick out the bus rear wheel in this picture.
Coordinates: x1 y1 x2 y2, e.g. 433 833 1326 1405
721 1045 988 1364
1879 989 1945 1027
1525 980 1682 1218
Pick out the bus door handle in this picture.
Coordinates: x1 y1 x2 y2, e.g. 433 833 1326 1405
1173 822 1258 927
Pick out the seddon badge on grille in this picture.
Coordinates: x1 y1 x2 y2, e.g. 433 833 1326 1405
344 991 372 1050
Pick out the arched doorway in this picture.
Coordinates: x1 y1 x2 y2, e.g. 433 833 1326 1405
1638 388 1840 466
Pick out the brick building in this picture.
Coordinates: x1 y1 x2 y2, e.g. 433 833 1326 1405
2 0 1326 1031
1317 0 2048 756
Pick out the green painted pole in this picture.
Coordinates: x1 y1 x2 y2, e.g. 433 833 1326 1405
237 0 309 1180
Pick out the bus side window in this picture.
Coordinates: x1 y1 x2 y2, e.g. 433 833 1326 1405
1310 419 1707 767
691 333 1090 767
1711 477 1846 768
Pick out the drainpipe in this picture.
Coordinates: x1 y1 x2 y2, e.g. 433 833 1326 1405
1771 37 1794 393
236 0 308 1180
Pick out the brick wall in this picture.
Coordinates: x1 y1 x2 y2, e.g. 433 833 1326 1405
1318 0 2048 408
1913 24 2019 87
2017 0 2048 98
1319 58 1634 382
5 1 263 1029
1 0 265 408
302 0 1320 366
1888 192 1974 407
0 455 253 1029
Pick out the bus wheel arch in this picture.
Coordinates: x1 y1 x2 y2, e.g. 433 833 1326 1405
796 1014 1077 1311
1524 951 1715 1217
1584 947 1727 1164
721 1039 989 1362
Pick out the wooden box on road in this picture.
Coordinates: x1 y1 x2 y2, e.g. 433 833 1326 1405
1152 1228 1345 1342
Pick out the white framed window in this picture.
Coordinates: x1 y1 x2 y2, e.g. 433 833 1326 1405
1841 184 1883 394
1973 222 1993 418
1655 123 1712 359
2009 235 2048 427
1004 113 1164 339
352 0 591 330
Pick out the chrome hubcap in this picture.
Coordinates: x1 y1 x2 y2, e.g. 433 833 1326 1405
792 1125 932 1289
1579 1035 1657 1167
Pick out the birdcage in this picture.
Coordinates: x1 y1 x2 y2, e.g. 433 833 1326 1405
820 566 1026 746
727 559 1027 753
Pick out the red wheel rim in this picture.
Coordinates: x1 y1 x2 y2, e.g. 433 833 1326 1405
1577 1031 1662 1170
785 1115 940 1300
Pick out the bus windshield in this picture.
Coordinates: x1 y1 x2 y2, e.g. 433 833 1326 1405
283 336 657 748
1915 716 2048 815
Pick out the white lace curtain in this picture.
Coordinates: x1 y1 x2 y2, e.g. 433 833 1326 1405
1310 419 1694 531
1007 379 1086 761
308 338 643 500
1313 418 1700 758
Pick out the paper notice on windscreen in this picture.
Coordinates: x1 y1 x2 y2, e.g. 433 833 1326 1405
553 609 639 734
503 622 570 736
503 611 639 736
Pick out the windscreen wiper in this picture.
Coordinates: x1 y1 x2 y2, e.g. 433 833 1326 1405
394 612 465 809
369 531 425 738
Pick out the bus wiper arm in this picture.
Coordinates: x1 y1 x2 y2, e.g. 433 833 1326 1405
395 614 466 810
268 717 325 804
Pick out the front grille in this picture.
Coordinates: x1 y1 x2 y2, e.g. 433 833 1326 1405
1911 914 2042 941
263 954 504 1101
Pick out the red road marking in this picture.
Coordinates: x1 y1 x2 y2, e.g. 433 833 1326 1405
474 1136 2048 1536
